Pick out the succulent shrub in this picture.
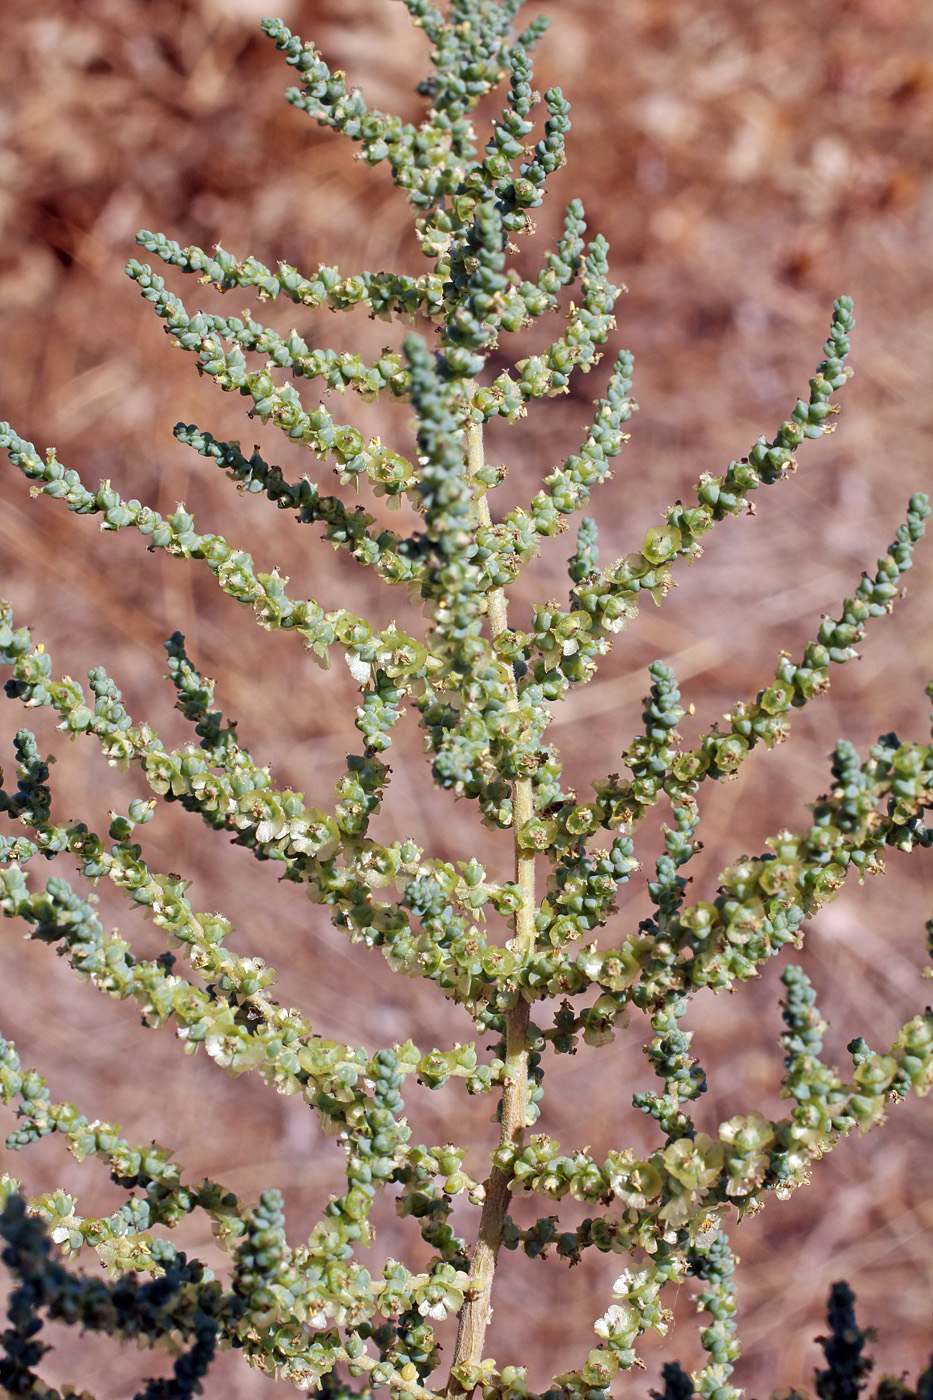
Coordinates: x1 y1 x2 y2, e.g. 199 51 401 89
1 2 931 1398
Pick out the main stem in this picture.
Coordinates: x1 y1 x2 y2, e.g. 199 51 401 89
447 419 537 1399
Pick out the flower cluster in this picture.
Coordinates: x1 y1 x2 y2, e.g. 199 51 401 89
1 2 931 1399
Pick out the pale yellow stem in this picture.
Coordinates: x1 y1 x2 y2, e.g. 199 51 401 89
446 416 536 1399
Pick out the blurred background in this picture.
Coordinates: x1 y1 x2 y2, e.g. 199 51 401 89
1 0 932 1394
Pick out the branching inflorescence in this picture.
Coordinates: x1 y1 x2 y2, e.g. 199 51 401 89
0 3 931 1399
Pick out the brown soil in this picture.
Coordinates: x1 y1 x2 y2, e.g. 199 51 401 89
1 1 932 1396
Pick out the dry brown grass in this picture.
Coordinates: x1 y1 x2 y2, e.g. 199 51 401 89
1 0 932 1395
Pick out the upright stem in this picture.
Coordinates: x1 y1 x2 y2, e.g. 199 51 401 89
446 419 536 1399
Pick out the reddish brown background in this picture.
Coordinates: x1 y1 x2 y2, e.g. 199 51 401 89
1 0 932 1395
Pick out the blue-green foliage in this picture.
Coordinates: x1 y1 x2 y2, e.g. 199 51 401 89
1 2 931 1398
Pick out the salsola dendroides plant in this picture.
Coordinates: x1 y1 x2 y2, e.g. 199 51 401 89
1 3 931 1398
